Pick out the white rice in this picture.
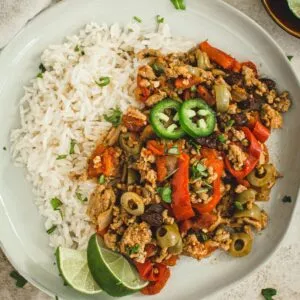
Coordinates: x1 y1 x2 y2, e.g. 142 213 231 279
10 22 195 250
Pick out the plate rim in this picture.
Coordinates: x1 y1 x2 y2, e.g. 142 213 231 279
0 0 300 299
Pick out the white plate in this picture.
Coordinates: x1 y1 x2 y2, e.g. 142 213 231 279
0 0 300 299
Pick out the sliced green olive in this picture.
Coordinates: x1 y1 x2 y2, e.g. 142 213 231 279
127 169 139 185
168 238 183 255
247 164 276 188
234 204 262 221
236 189 257 204
119 133 141 155
229 233 253 257
121 192 144 216
156 225 180 248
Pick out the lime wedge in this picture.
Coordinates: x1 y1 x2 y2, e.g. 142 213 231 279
56 247 102 295
287 0 300 18
87 233 148 297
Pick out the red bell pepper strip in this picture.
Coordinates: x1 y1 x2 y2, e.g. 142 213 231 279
141 263 171 295
252 120 270 143
171 153 195 221
135 260 158 281
162 255 179 267
197 85 216 106
225 127 262 180
175 76 202 90
147 140 165 156
180 213 217 234
156 156 168 182
242 127 261 159
193 148 224 214
199 41 239 71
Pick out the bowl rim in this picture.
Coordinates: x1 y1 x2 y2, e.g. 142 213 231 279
0 0 300 299
261 0 300 39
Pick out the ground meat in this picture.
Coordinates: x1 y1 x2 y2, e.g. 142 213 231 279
122 107 147 132
183 234 218 260
273 91 291 113
145 91 167 107
231 85 248 102
230 128 246 142
260 104 283 128
87 185 116 226
119 222 152 263
227 144 248 170
138 65 156 80
212 228 232 251
104 230 118 251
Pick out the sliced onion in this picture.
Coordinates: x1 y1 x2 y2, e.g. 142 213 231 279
196 49 212 70
214 83 231 112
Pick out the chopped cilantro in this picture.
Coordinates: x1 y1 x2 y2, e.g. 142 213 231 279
3 146 7 151
287 55 293 61
10 270 27 288
218 134 227 143
47 225 57 234
196 231 209 243
157 186 172 203
133 16 142 23
56 154 67 160
191 162 208 179
261 288 277 300
104 107 122 127
98 174 106 184
69 139 76 155
227 119 235 127
36 73 43 78
171 0 186 10
282 195 292 203
126 244 140 255
76 192 88 203
156 15 165 24
51 197 62 210
96 76 110 87
151 63 164 76
74 45 85 55
39 63 46 73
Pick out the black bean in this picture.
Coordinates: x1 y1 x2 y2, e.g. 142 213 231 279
225 72 243 86
141 212 163 227
260 78 276 90
231 113 248 126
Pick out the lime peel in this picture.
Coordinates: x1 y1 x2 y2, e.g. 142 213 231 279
56 247 102 295
87 233 148 297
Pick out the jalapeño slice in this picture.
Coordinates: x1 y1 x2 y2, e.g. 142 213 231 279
179 98 216 138
150 99 185 140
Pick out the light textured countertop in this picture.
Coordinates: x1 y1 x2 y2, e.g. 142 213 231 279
1 0 300 299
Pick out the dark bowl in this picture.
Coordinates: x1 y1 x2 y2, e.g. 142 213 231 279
262 0 300 38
